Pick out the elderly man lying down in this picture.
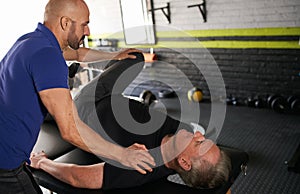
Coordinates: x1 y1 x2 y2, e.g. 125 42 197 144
30 52 231 190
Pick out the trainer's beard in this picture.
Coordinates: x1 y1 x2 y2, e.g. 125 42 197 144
69 36 85 50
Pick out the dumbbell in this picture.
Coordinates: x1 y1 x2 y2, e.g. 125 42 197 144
226 95 239 106
245 96 265 108
231 97 239 106
287 95 300 114
254 98 265 108
245 97 256 107
139 90 157 106
267 94 288 113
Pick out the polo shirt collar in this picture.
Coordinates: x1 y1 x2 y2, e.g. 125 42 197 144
36 22 62 52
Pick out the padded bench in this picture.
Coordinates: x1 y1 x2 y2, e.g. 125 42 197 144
31 120 249 194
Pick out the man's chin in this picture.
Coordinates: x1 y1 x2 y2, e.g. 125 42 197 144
69 44 81 50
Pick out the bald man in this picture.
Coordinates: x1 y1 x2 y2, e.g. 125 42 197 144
0 0 154 193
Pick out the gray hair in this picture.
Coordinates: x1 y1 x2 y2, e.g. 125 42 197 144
175 150 232 189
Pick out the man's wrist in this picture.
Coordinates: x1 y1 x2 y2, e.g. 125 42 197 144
38 158 48 169
110 145 125 163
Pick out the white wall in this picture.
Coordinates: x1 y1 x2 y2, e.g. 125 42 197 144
0 0 48 59
85 0 300 35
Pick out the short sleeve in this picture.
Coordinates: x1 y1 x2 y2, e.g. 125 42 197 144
30 47 69 92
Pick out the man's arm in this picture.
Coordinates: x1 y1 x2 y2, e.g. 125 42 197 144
39 88 155 174
63 47 142 62
30 152 104 189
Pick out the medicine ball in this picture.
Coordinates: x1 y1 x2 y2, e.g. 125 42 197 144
187 87 203 102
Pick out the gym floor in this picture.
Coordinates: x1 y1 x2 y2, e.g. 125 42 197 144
156 96 300 194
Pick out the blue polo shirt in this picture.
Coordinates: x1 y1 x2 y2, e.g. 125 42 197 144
0 23 69 169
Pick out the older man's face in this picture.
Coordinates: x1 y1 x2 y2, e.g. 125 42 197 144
174 129 220 165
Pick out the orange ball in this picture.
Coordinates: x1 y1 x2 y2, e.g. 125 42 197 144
187 87 203 102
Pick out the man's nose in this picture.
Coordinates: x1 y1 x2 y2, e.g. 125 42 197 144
194 131 205 140
84 26 90 36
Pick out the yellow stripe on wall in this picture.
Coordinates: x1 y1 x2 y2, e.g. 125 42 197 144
118 40 300 49
157 27 300 37
89 27 300 39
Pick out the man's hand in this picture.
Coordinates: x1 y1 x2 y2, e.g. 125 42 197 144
114 48 142 60
30 151 48 169
120 143 155 174
128 143 148 151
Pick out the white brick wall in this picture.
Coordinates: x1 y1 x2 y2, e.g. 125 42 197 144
85 0 300 34
154 0 300 29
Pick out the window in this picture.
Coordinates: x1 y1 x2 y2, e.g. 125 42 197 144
119 0 156 45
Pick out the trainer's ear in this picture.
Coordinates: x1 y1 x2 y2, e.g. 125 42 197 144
177 156 192 171
60 16 71 31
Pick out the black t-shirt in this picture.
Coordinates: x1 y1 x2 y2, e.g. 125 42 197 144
76 94 191 189
98 95 192 189
102 145 173 189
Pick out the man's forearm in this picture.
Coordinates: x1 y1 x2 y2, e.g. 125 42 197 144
57 101 124 162
39 158 76 187
64 47 116 62
38 158 104 189
79 47 117 62
63 47 142 63
71 116 124 162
